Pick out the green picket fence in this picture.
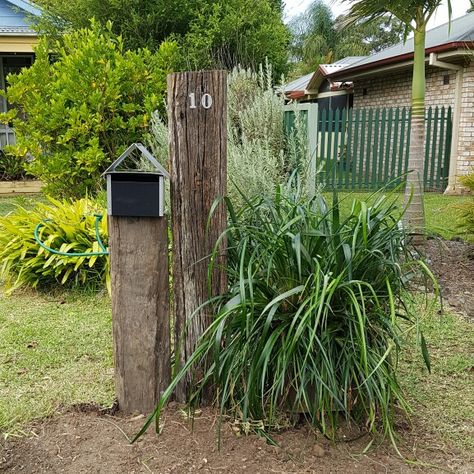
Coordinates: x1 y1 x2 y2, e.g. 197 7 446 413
316 106 452 192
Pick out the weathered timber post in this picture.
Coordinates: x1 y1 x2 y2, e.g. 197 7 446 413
168 71 227 402
105 144 171 414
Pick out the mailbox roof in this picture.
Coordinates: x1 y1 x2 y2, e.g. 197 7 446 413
103 143 170 179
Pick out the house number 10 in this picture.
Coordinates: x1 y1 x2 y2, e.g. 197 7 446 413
189 92 213 110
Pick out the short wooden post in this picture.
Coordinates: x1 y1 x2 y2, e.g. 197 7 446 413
109 216 170 414
168 70 227 402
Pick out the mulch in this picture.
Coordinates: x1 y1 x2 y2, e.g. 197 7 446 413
424 238 474 320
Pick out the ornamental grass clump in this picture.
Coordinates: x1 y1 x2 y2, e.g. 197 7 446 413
137 182 434 444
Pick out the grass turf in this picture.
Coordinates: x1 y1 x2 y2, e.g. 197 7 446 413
400 306 474 452
334 192 472 241
0 195 44 216
0 290 114 437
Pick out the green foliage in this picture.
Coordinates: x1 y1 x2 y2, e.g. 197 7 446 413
1 22 177 198
137 183 436 444
0 148 29 181
35 0 289 77
180 0 289 75
457 173 474 242
341 0 450 41
0 198 109 292
227 65 288 206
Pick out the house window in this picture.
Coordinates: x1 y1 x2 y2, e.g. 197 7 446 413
0 55 35 114
443 74 450 86
362 88 368 97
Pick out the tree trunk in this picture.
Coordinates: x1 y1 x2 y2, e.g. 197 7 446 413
403 24 426 243
168 71 228 403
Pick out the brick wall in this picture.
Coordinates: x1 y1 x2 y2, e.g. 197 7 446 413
351 61 474 187
353 66 456 108
458 63 474 178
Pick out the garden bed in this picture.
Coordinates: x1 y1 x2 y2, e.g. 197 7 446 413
0 180 42 195
425 238 474 320
1 405 472 474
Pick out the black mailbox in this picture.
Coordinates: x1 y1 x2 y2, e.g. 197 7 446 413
103 143 170 217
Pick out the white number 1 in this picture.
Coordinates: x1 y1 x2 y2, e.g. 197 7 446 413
189 92 197 109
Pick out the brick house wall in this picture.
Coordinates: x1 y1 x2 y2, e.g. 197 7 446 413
351 61 474 188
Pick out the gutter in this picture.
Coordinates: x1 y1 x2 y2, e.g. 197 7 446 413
429 53 464 194
328 42 473 80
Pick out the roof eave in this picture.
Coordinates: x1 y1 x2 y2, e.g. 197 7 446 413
0 31 38 36
328 42 474 80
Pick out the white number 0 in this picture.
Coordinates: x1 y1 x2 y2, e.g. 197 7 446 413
189 93 213 110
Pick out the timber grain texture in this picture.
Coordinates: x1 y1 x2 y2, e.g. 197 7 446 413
168 70 227 402
0 180 42 194
109 216 170 414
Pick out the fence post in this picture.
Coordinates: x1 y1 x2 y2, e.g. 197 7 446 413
168 70 227 403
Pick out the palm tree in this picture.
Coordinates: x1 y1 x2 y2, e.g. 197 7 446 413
342 1 451 238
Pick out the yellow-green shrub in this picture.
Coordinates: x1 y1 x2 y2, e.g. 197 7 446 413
1 21 177 198
0 198 109 292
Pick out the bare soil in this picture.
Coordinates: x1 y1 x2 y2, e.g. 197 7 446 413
424 238 474 320
1 405 473 474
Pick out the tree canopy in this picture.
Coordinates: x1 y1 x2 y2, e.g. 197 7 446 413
34 0 290 76
288 0 404 76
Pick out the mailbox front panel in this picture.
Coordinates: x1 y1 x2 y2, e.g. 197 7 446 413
107 173 163 217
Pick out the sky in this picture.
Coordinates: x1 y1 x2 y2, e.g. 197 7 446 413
283 0 472 27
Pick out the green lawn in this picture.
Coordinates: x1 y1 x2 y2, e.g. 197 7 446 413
0 290 114 437
0 194 44 216
335 192 471 240
400 305 474 452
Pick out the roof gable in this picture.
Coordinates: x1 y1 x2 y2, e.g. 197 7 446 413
6 0 42 17
0 0 42 35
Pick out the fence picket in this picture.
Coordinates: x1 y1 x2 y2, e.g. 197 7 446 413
319 108 327 187
346 108 354 189
390 108 400 183
383 108 393 185
326 108 334 185
365 109 374 189
436 106 447 191
429 106 439 190
424 106 433 188
440 107 453 190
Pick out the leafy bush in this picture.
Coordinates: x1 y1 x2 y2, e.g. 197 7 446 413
0 148 29 181
457 172 474 242
0 198 109 292
1 21 177 198
35 0 289 77
138 183 435 443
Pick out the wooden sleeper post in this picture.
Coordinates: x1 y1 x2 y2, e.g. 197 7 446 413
105 144 171 414
168 70 227 402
